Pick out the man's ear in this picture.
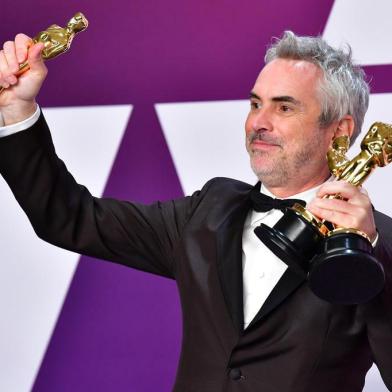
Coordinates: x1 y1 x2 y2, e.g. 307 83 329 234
333 115 355 140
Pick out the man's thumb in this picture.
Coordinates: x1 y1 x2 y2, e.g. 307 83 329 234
27 43 46 71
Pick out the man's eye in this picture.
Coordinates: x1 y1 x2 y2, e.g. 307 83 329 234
280 104 292 112
250 101 261 109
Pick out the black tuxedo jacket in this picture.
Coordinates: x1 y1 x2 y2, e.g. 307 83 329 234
0 114 391 392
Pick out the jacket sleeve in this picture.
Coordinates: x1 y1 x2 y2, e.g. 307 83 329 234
363 211 392 389
0 112 201 279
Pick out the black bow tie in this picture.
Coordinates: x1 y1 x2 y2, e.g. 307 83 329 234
250 183 306 213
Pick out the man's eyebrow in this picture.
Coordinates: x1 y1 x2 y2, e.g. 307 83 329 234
272 96 301 105
248 92 301 106
249 91 260 99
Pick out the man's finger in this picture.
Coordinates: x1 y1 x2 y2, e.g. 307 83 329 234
3 41 19 75
0 50 11 88
308 197 358 214
15 33 33 63
308 204 359 229
316 181 361 199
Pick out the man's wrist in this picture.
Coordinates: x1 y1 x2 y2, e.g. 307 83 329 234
1 100 38 126
0 105 41 137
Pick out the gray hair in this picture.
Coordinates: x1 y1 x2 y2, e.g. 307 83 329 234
265 31 369 145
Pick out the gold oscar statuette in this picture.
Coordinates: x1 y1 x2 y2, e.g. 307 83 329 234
0 12 88 95
255 122 392 304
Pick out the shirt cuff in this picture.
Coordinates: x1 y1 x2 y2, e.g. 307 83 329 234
0 105 41 137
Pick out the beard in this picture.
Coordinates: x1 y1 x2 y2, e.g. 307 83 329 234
246 130 324 188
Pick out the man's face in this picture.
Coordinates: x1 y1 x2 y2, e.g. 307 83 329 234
245 58 335 192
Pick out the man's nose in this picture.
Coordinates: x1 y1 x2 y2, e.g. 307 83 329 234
250 106 273 132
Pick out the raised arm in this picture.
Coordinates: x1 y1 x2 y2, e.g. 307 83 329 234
0 35 196 279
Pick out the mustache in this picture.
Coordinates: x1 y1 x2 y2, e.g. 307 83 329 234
247 131 283 146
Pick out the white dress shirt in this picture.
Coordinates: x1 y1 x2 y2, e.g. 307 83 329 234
241 184 325 328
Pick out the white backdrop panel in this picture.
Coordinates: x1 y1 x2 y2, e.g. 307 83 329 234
323 0 392 66
156 100 255 195
0 105 131 392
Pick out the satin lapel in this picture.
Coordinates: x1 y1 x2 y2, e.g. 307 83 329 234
216 201 251 333
247 267 306 328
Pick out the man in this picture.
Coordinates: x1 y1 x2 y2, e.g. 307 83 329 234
0 31 391 391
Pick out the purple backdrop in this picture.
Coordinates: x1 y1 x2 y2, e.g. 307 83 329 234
3 1 391 390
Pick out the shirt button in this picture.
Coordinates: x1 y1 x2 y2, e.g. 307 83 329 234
259 272 265 279
229 368 243 380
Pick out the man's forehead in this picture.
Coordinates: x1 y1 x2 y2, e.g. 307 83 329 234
260 58 321 75
252 58 322 98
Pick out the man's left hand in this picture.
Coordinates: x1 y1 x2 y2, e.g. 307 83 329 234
307 181 377 242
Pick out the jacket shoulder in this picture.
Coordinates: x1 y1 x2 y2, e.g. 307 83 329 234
198 177 254 197
180 177 253 225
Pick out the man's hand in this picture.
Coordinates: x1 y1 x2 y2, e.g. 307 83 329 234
307 181 377 242
0 34 47 125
